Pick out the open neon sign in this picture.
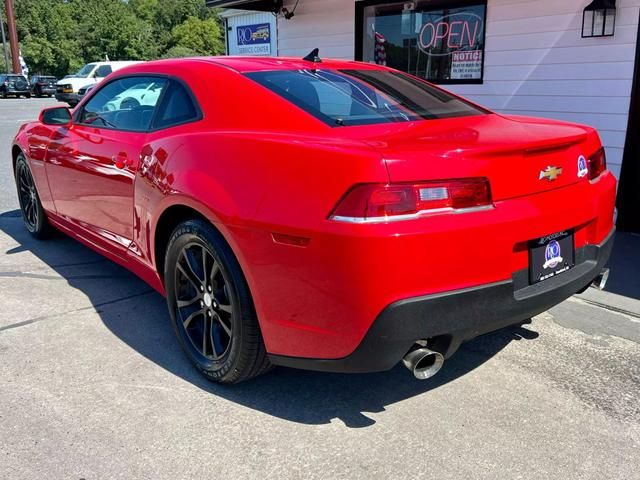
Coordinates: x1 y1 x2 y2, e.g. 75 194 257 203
418 12 484 56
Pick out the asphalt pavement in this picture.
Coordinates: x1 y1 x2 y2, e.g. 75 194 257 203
1 98 639 479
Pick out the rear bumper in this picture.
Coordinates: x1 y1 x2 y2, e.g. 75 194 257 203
2 88 30 95
37 87 55 95
269 227 615 373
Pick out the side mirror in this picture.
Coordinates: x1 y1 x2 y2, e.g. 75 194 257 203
40 106 73 126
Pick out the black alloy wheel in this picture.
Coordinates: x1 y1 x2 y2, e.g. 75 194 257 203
165 219 271 384
174 241 234 361
15 154 50 238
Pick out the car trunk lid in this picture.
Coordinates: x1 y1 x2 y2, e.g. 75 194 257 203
338 113 596 202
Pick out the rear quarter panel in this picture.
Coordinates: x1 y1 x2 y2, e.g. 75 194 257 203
135 126 387 358
141 128 388 275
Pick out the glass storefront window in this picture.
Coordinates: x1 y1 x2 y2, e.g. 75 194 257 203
358 1 487 84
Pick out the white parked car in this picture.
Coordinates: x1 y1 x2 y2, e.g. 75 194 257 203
102 80 164 111
55 61 141 106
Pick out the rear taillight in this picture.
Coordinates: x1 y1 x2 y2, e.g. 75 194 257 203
588 147 607 180
330 178 492 223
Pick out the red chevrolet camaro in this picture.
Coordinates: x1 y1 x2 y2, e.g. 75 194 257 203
12 54 616 384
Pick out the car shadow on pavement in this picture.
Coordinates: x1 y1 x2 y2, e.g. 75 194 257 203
1 209 537 428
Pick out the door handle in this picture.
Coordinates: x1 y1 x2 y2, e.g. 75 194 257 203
112 152 131 169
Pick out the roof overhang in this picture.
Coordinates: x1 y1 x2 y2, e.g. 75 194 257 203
206 0 282 11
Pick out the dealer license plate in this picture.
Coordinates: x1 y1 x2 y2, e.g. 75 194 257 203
529 231 574 284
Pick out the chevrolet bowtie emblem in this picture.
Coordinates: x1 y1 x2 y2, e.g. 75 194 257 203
539 166 563 181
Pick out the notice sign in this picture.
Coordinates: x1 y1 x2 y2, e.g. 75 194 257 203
451 50 483 80
237 23 272 56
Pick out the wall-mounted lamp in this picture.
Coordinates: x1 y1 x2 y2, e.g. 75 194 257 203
582 0 616 38
280 0 300 20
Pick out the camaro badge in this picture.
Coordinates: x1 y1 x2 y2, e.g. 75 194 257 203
577 155 589 178
539 166 563 181
543 240 564 270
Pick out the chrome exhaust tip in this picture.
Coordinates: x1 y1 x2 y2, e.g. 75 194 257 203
402 347 444 380
591 268 610 291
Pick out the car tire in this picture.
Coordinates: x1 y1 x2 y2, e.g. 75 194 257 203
15 153 52 239
25 93 31 99
1 91 6 99
164 219 271 384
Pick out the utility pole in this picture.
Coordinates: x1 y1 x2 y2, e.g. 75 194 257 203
0 4 9 74
4 0 19 73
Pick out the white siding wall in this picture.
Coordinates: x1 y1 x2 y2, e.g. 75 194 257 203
277 0 356 59
276 0 640 178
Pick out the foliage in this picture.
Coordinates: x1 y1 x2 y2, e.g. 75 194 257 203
3 0 224 76
170 16 224 56
161 45 199 59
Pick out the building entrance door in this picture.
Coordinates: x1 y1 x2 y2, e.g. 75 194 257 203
617 20 640 233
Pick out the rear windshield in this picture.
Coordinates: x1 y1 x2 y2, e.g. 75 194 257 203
245 69 487 127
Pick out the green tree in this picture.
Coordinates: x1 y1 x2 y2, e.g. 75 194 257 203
71 0 157 62
12 0 225 77
14 0 80 76
170 16 224 56
129 0 159 23
154 0 213 52
162 45 199 59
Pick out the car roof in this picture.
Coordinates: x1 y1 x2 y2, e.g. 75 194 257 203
119 56 388 74
88 61 141 67
206 56 385 73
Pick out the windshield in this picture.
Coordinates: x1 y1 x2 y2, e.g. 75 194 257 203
245 69 487 127
76 63 97 78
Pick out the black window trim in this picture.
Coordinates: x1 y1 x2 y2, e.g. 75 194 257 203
73 73 204 133
150 78 203 131
354 0 488 86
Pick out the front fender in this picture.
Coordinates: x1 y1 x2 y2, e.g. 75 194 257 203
12 123 56 212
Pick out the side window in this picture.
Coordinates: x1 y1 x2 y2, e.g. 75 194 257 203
153 81 201 129
79 76 167 132
95 65 113 78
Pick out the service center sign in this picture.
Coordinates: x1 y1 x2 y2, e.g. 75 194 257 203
237 23 272 56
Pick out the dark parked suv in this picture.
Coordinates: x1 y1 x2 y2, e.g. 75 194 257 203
30 75 57 97
0 74 31 98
